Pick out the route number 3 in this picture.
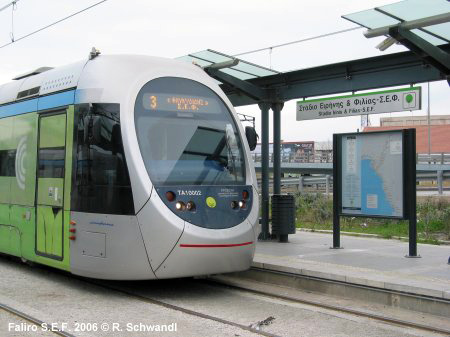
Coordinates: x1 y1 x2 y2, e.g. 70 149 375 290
150 95 158 109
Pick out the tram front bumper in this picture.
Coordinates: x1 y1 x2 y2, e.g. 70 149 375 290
154 220 256 279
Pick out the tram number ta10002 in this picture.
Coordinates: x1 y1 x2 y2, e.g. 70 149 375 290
177 190 202 196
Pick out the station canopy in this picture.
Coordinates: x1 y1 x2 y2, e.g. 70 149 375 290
176 1 449 241
342 0 450 45
176 0 449 108
177 49 280 81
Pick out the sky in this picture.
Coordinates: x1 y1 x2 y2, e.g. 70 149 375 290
0 0 448 143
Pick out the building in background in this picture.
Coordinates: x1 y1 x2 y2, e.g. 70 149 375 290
379 115 450 127
314 140 333 160
251 114 450 162
364 115 450 154
254 141 315 162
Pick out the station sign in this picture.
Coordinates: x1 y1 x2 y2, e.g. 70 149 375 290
296 87 421 121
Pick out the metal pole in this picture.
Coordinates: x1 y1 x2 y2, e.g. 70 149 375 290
325 175 330 195
298 176 303 193
272 102 284 195
427 82 431 158
332 134 341 249
408 189 418 257
258 102 271 240
438 170 443 195
406 129 419 258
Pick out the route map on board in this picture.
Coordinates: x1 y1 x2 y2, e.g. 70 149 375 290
341 131 403 218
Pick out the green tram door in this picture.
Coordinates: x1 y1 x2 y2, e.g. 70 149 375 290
36 112 68 259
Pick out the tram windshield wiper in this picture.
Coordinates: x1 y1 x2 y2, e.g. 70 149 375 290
224 124 238 178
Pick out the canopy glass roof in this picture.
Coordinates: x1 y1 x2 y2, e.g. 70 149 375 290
177 49 280 80
342 0 450 45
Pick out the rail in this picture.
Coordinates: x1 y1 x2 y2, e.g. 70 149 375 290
211 269 450 334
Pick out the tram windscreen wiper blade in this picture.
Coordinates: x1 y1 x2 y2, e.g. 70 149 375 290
224 125 238 177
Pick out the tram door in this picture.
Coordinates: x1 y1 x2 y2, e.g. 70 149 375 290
36 112 67 259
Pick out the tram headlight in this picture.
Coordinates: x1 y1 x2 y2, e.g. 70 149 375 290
231 201 239 209
175 201 185 211
186 201 196 211
238 200 245 209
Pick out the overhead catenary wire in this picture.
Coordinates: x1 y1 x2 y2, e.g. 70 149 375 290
0 4 364 54
10 0 17 42
1 3 364 57
0 0 20 13
232 26 363 57
0 0 109 49
0 0 20 42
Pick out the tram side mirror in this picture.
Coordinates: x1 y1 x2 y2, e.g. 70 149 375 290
84 115 102 145
245 126 258 151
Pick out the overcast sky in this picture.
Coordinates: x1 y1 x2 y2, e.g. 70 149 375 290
0 0 448 142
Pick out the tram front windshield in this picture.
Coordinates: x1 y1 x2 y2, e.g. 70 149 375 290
134 77 246 186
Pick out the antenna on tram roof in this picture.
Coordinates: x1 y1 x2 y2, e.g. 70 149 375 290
89 47 101 60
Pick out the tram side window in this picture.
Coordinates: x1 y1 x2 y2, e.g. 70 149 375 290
38 148 65 178
71 104 135 215
0 150 16 176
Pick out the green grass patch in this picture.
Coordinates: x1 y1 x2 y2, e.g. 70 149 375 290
294 193 450 244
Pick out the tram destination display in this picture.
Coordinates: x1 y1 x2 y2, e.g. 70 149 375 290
143 93 221 113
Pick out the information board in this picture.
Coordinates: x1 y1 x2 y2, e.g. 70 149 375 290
338 131 404 218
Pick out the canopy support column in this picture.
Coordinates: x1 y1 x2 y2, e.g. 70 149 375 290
272 102 284 195
258 102 271 240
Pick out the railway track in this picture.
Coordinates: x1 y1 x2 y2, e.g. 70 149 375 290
86 274 450 337
1 256 449 337
0 302 77 337
0 274 281 337
1 255 282 337
85 279 282 337
207 269 450 336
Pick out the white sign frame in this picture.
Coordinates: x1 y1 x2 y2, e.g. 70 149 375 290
297 87 421 121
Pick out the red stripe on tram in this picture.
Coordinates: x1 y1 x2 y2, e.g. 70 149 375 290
180 241 254 248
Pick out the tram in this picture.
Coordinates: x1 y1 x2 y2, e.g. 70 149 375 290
0 50 259 280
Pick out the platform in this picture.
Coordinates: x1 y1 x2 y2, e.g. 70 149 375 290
253 232 450 300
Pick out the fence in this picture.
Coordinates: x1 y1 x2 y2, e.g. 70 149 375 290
252 152 450 165
258 171 450 195
252 152 332 163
